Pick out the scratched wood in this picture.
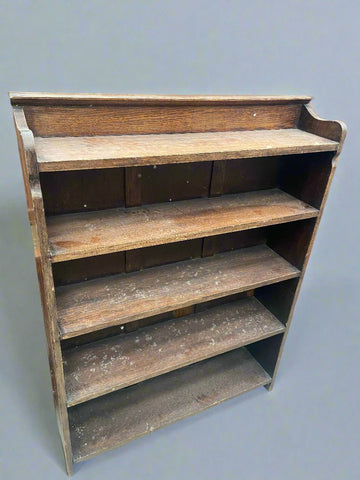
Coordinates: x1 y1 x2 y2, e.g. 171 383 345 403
63 297 285 406
68 347 271 463
34 129 338 171
56 245 300 339
10 93 346 473
47 189 319 263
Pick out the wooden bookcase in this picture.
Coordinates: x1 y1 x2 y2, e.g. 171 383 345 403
10 93 346 475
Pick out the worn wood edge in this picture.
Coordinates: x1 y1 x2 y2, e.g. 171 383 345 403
50 201 319 263
37 143 338 172
65 297 285 406
59 252 301 340
12 107 74 474
298 103 347 158
70 349 271 463
10 92 312 106
269 107 347 390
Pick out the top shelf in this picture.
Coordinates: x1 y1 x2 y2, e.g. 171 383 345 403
35 129 338 172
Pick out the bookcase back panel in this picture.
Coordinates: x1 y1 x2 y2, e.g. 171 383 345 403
24 103 302 137
126 161 213 207
52 216 316 288
40 168 125 215
40 153 332 217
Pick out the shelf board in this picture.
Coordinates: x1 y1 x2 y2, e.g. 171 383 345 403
48 189 318 263
35 128 338 172
69 347 271 463
56 245 300 339
64 297 284 406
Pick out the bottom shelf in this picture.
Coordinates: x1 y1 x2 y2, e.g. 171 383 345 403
69 347 271 463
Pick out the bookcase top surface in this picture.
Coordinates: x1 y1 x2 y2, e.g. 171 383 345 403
9 92 312 106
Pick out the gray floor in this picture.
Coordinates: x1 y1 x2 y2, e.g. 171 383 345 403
1 1 359 478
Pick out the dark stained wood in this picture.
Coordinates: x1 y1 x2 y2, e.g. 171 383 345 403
123 309 185 334
202 229 266 257
52 252 125 286
47 189 319 263
40 168 125 215
68 348 271 463
12 107 74 475
267 103 347 391
10 93 346 473
210 157 279 196
267 218 317 270
125 239 203 273
278 152 333 209
195 291 251 313
247 334 284 377
255 279 299 325
124 167 142 207
56 245 300 339
63 297 285 406
34 129 338 171
139 161 213 204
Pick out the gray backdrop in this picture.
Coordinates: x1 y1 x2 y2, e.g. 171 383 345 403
0 1 359 479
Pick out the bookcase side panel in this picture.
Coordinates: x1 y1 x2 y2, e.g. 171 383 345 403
12 107 74 475
266 104 347 390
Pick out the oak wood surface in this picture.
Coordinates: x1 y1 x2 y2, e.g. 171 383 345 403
27 104 302 138
10 92 312 105
12 108 74 474
10 93 346 473
64 297 284 406
35 129 338 171
265 103 347 391
47 189 318 263
56 245 300 339
68 347 271 463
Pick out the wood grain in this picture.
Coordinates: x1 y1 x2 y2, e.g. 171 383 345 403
35 129 338 171
63 297 284 406
56 245 300 339
12 107 74 474
25 104 302 137
47 189 319 263
10 92 312 106
68 347 271 463
10 93 346 473
265 103 347 391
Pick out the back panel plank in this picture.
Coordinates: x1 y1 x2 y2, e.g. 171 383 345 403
47 189 319 263
56 245 300 339
26 103 302 137
40 168 125 215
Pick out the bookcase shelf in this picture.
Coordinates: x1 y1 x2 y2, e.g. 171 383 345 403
56 245 299 339
10 93 346 475
47 188 318 262
63 296 285 407
68 347 271 463
35 128 338 171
